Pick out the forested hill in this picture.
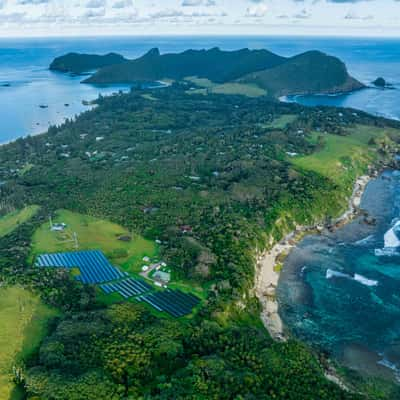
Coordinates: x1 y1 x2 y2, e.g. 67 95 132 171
49 52 127 74
83 47 286 84
1 85 399 399
50 47 364 96
240 50 365 96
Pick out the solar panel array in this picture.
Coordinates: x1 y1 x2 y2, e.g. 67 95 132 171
36 250 126 284
100 278 152 299
138 289 200 317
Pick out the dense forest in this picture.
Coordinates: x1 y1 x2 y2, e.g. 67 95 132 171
1 83 400 399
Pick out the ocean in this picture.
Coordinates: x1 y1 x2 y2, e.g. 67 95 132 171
278 171 400 382
0 36 399 143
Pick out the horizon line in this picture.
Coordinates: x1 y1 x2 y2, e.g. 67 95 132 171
0 32 400 40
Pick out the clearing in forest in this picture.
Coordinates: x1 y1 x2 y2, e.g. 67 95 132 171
0 206 40 238
291 125 396 186
30 209 158 274
0 286 58 400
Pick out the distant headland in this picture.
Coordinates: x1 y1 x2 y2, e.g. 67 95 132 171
50 47 365 98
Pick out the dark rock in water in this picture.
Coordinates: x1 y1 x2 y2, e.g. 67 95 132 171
39 104 48 109
1 83 11 87
64 103 70 107
364 216 377 226
373 77 386 87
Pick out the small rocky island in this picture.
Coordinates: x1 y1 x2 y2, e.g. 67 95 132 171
372 77 392 88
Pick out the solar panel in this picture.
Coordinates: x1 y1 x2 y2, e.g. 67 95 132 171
139 290 200 317
36 250 124 284
98 277 152 298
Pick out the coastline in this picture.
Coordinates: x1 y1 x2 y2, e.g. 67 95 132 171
254 173 372 341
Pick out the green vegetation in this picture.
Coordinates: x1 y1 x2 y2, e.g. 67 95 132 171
50 52 127 74
31 209 158 272
241 50 364 96
83 47 285 85
56 47 365 97
0 286 58 400
0 84 399 399
0 206 39 238
187 77 267 97
292 125 391 185
261 114 297 129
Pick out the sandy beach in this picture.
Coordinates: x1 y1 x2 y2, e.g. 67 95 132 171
254 174 372 341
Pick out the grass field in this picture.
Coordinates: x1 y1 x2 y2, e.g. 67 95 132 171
260 114 297 130
30 210 158 273
0 206 39 239
291 125 394 186
0 286 58 400
185 77 267 98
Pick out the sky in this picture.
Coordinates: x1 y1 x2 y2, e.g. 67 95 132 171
0 0 399 37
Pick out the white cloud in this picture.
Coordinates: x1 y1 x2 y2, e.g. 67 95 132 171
246 3 268 17
0 0 398 37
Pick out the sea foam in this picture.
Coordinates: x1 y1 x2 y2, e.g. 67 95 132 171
326 269 378 287
354 235 375 246
384 220 400 248
375 220 400 256
354 274 378 287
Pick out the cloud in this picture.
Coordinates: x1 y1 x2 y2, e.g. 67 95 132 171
85 0 106 8
182 0 216 5
112 0 132 8
0 0 398 37
246 3 268 18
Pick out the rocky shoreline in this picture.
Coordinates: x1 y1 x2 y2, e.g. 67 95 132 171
254 173 373 342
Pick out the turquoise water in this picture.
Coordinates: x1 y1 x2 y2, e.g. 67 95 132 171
0 36 399 143
278 171 400 381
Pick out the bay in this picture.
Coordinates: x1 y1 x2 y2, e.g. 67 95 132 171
0 36 399 143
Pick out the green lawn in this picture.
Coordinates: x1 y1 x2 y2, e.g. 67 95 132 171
185 77 267 98
0 286 58 400
291 125 393 186
30 209 158 273
0 206 40 238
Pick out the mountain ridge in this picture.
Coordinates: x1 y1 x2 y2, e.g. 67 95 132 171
50 47 365 96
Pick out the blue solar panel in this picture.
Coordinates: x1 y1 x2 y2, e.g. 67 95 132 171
36 250 124 284
139 290 200 317
98 278 151 298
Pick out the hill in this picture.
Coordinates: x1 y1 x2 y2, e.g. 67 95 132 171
82 47 286 84
240 51 364 96
51 47 364 97
49 52 127 74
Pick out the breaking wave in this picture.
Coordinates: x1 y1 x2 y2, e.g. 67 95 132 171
384 220 400 248
354 274 378 287
354 235 375 246
326 269 378 287
375 220 400 256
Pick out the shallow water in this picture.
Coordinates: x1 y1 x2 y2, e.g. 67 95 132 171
278 170 400 381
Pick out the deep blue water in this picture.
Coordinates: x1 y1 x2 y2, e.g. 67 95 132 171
0 36 399 143
278 171 400 381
